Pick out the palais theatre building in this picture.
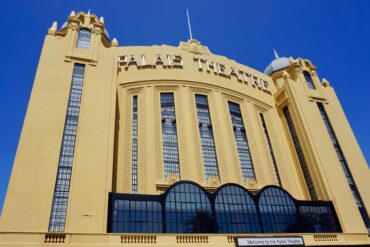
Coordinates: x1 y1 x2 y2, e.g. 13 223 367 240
1 11 370 247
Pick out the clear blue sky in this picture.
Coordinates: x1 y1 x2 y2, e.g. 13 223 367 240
1 0 369 214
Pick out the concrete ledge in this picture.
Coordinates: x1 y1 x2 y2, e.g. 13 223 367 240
0 232 369 246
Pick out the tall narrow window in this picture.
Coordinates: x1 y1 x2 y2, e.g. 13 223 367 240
282 106 318 200
195 94 219 181
228 102 255 180
259 113 281 186
76 28 91 49
49 64 85 232
132 96 138 193
160 93 180 179
303 71 316 89
317 102 370 231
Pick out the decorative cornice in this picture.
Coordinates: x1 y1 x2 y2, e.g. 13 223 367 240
179 39 211 55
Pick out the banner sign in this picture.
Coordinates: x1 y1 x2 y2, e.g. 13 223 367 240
236 237 304 246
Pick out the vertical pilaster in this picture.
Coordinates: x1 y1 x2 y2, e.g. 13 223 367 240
177 86 198 181
209 91 232 184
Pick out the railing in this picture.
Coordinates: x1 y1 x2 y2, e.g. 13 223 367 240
176 235 208 243
120 234 157 244
313 234 338 242
44 233 66 244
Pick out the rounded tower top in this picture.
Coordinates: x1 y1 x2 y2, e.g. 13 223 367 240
264 49 290 76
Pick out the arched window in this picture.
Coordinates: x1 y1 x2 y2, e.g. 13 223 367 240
303 71 316 89
76 28 91 49
258 187 298 233
165 182 215 233
215 185 260 233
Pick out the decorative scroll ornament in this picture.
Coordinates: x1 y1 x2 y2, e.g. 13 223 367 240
246 178 258 189
166 173 180 184
208 176 220 187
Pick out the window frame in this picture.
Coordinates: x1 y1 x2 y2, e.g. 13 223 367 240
303 71 316 90
76 28 92 49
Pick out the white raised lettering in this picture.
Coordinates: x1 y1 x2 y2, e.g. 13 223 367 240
118 55 127 68
217 63 227 76
126 55 141 68
252 75 262 88
154 54 166 66
229 67 242 81
261 79 269 91
141 54 152 68
167 54 172 66
240 71 251 84
205 60 218 74
194 57 204 70
172 55 183 68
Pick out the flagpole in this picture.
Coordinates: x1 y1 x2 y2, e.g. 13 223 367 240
186 9 193 40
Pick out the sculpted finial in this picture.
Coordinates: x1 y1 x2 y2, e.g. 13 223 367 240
69 11 75 17
322 78 330 87
51 21 57 30
48 21 57 35
112 38 118 47
274 49 279 59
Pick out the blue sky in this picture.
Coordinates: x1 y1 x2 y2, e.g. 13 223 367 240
0 0 369 214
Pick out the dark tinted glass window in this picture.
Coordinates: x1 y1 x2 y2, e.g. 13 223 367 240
259 187 297 233
228 102 255 180
215 185 260 233
132 96 138 193
303 71 316 89
299 205 340 233
108 183 341 234
160 93 180 178
112 200 162 233
165 183 215 233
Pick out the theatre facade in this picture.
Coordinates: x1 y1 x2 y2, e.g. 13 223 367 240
0 12 370 246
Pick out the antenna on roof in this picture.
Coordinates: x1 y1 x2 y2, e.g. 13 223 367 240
186 9 193 40
274 49 279 59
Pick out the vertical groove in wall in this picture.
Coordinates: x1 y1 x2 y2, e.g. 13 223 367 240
121 91 132 193
176 88 191 181
211 92 230 183
138 88 147 193
154 89 163 184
